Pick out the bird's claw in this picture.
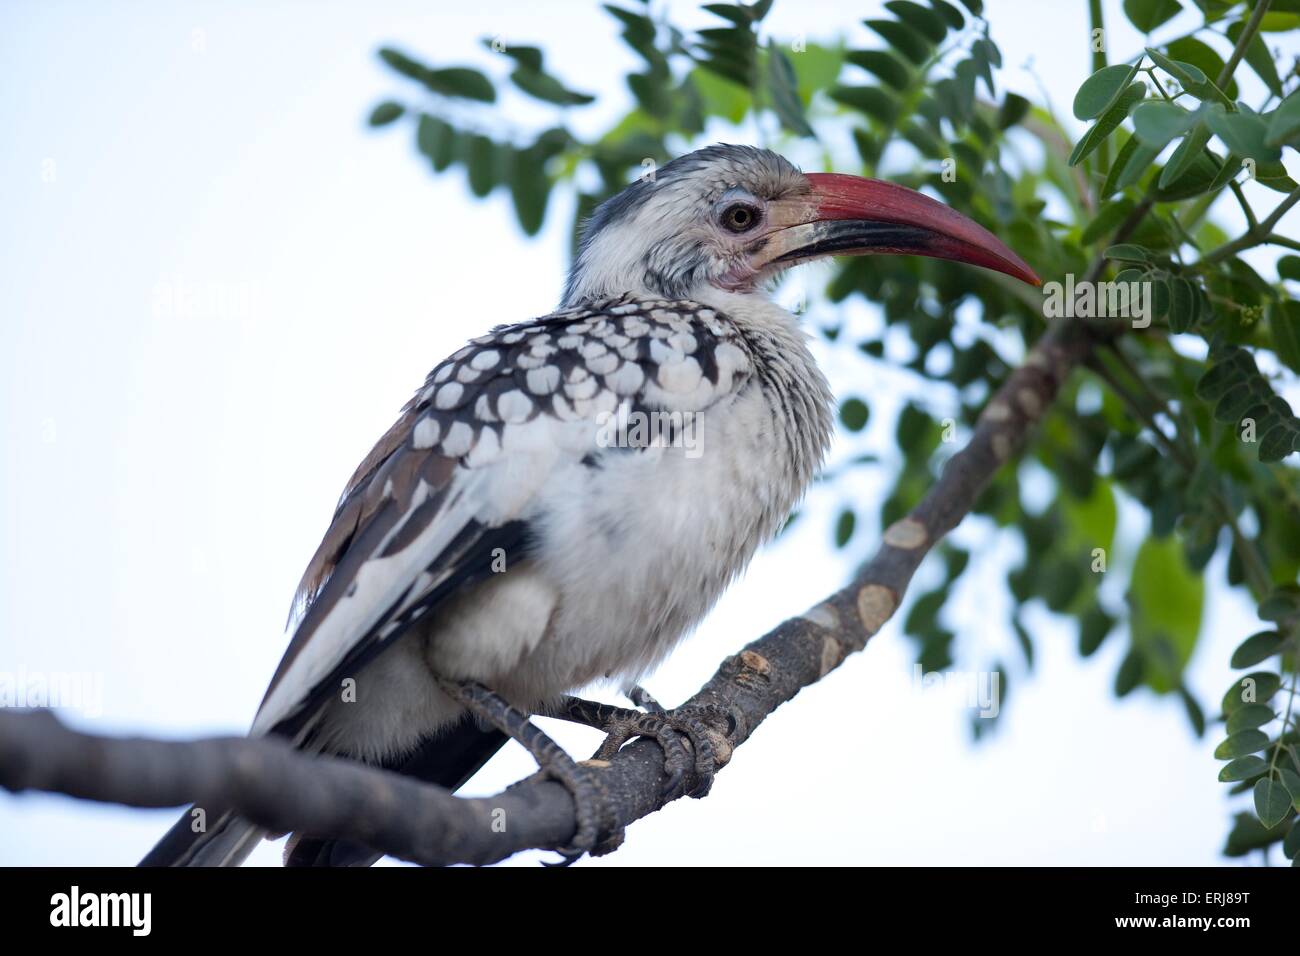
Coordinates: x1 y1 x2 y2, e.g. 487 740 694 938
535 758 624 865
438 679 624 866
594 688 735 802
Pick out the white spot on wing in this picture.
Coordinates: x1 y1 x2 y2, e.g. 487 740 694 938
607 362 645 395
412 417 442 449
526 366 561 395
440 420 474 457
658 355 703 393
497 389 535 423
435 382 465 409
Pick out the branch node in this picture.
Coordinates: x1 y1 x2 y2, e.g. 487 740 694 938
855 584 898 636
883 517 928 550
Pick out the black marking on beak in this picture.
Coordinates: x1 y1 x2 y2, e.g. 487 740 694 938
774 220 935 263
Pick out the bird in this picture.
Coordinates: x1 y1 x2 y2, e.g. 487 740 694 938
140 143 1039 867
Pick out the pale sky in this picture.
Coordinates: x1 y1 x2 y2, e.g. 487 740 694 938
1 0 1297 866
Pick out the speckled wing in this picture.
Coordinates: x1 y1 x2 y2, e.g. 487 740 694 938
252 295 754 738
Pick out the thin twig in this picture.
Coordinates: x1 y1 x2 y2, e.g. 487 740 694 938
1216 0 1271 89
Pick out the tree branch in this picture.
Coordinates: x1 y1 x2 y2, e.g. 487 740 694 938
1196 185 1300 270
0 316 1091 866
1216 0 1270 89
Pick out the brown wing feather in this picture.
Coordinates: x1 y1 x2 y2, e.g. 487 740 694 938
287 392 427 625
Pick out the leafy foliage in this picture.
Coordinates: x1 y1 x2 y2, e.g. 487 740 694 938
372 0 1300 864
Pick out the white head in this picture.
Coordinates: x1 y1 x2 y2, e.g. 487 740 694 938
561 143 1039 309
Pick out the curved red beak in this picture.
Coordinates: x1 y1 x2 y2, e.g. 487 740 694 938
756 172 1040 287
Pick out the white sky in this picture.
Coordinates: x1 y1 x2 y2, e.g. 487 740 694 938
1 0 1297 866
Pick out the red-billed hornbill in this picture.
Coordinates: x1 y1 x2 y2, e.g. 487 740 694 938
142 144 1039 867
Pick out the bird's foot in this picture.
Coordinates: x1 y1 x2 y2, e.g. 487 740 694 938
557 687 735 802
437 678 622 865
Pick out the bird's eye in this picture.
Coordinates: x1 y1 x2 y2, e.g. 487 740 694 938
721 202 760 233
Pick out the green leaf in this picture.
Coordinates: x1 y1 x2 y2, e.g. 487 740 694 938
702 3 754 24
488 42 543 71
1165 37 1237 100
1112 135 1164 195
1196 353 1246 403
1079 605 1115 656
969 38 999 95
1082 197 1136 244
1178 686 1205 736
1069 82 1146 166
1127 535 1203 693
509 69 595 106
367 101 405 126
1214 380 1261 424
1259 419 1300 462
1224 811 1282 856
885 1 948 43
1222 672 1282 714
1114 647 1145 697
830 85 899 123
766 43 815 137
1255 159 1300 193
1101 134 1158 197
379 49 497 102
1269 300 1300 374
1226 20 1282 97
863 18 931 65
1281 768 1300 808
1205 107 1282 163
1214 729 1269 759
1219 755 1268 782
509 139 555 236
998 93 1030 130
1123 0 1182 32
788 42 844 104
1255 779 1292 828
1231 630 1286 668
1158 121 1211 188
1266 90 1300 147
1132 101 1197 146
1260 11 1300 31
1151 274 1172 322
425 67 496 102
1169 276 1195 333
464 134 500 197
1285 819 1300 859
929 0 966 29
1073 64 1138 120
1226 703 1275 733
1104 243 1150 262
416 114 456 171
1062 477 1119 557
839 397 871 431
835 509 856 547
690 67 750 123
1144 47 1206 88
1259 584 1300 621
845 49 911 90
696 24 760 87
